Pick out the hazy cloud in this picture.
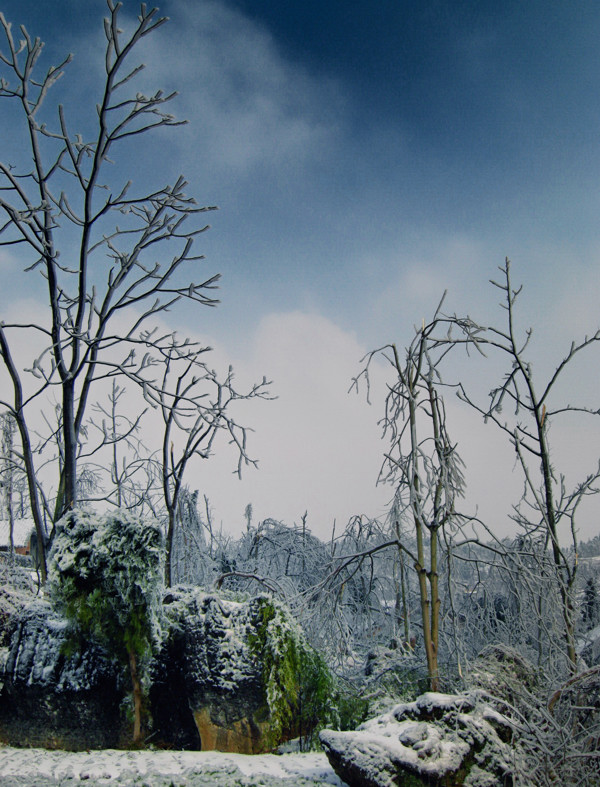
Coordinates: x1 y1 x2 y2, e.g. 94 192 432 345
130 0 346 177
186 309 391 535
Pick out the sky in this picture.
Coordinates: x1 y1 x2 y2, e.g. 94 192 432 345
1 0 600 541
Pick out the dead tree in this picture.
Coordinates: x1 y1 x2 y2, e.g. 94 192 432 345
153 344 270 585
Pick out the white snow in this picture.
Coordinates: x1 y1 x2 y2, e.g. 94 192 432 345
324 713 470 779
0 747 347 785
320 692 520 787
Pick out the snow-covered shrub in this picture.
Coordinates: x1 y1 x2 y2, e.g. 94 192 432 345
48 508 164 743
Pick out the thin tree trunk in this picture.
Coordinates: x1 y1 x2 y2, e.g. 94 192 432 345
164 507 175 587
429 526 440 689
415 516 439 691
128 646 143 744
61 381 77 519
395 544 410 645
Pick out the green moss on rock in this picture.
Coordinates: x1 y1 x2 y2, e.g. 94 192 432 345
248 596 337 748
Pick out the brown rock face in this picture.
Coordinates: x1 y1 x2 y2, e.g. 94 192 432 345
193 706 270 754
149 590 273 753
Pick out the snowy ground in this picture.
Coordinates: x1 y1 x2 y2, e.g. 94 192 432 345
0 746 348 786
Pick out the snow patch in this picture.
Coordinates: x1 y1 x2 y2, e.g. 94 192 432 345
0 747 346 786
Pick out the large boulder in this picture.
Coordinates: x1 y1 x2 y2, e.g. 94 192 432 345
0 583 32 648
0 589 334 752
151 588 335 753
320 692 520 787
151 589 270 752
0 600 126 749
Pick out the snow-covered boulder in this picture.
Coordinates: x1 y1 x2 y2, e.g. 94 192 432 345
0 589 335 752
0 599 125 749
0 581 32 647
151 588 335 753
320 692 520 787
151 589 267 752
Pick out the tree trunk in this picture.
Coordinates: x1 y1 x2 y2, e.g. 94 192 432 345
395 545 410 646
128 646 143 744
537 415 578 674
429 526 440 690
60 381 78 519
164 507 175 587
416 561 439 691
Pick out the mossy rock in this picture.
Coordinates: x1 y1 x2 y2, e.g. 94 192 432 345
151 589 337 752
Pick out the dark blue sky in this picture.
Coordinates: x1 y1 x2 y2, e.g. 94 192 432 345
228 1 600 159
2 0 600 533
4 1 600 258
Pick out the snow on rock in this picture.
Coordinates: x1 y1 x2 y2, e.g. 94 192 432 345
0 587 333 753
3 599 118 692
151 588 268 752
152 588 334 753
0 580 32 647
320 691 521 787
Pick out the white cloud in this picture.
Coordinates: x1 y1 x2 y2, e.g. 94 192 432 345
192 306 600 543
360 233 493 352
2 292 598 544
553 255 600 338
186 310 391 536
132 0 346 177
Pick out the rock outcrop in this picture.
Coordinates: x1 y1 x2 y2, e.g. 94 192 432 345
151 590 272 753
0 588 333 752
320 692 520 787
0 600 126 749
0 584 31 648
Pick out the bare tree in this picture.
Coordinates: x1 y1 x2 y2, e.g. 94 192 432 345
0 3 256 577
455 259 600 673
353 297 466 690
88 380 148 509
153 344 270 585
72 379 162 517
446 530 566 675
